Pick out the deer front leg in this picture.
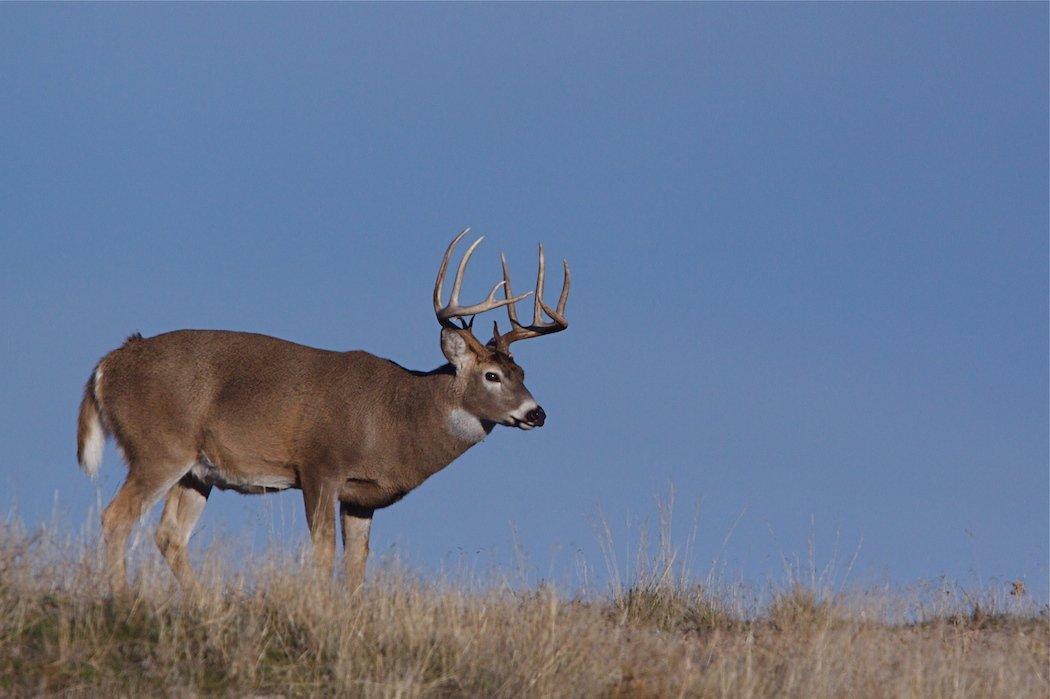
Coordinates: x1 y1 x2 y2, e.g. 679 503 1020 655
340 502 373 591
301 478 338 579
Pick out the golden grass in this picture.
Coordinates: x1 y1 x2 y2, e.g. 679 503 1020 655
0 518 1045 697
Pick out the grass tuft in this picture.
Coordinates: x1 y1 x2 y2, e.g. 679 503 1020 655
764 585 836 631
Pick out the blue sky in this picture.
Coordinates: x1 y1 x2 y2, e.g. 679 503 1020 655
1 4 1046 596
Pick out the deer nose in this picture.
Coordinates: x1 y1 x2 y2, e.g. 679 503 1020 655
526 406 546 426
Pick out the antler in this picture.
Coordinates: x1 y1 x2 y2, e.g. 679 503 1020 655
434 229 532 329
492 244 571 352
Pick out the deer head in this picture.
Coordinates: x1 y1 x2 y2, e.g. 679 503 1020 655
433 229 570 430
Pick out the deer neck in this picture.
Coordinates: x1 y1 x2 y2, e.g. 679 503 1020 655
394 365 494 474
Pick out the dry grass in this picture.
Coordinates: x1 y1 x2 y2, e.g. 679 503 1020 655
0 518 1045 698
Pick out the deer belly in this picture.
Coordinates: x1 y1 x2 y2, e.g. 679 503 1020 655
191 452 297 494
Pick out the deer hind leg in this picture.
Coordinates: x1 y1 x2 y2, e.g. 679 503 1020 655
340 502 373 591
155 475 211 591
101 457 192 594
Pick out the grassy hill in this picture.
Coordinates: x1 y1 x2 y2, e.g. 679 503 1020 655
1 520 1045 697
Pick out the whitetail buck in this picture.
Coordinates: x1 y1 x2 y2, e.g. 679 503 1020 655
76 229 570 592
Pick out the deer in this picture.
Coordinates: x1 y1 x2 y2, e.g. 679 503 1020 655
75 229 570 593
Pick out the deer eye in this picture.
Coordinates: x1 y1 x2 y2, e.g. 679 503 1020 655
484 371 501 383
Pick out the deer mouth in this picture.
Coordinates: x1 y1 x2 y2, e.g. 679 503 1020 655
508 406 545 430
508 417 537 430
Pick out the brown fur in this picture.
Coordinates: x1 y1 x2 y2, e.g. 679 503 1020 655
77 327 542 592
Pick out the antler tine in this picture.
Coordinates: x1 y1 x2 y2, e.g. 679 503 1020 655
538 259 571 322
556 260 571 315
500 252 521 326
531 244 546 326
434 230 531 329
434 228 470 321
449 235 485 307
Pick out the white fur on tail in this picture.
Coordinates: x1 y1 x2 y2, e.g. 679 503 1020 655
80 413 104 478
79 365 105 478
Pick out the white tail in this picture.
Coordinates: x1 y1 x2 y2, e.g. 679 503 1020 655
76 366 106 478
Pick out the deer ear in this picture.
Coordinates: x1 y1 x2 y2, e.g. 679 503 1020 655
440 327 475 369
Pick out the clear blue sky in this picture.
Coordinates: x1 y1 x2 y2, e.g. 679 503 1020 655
2 4 1046 597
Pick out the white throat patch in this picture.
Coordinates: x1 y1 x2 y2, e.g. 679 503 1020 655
447 408 487 444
